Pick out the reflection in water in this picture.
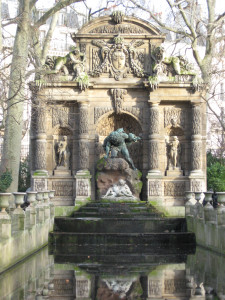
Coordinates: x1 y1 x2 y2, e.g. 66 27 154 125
0 246 225 299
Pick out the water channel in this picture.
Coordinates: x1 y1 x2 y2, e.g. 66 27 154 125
1 244 225 299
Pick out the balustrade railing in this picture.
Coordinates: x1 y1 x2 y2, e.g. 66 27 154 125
0 190 55 239
185 190 225 226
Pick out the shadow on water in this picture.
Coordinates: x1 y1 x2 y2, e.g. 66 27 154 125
0 244 225 299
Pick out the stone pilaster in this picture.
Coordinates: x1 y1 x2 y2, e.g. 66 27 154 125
189 102 204 192
148 102 161 173
75 102 92 206
31 102 48 190
78 102 89 170
147 101 163 203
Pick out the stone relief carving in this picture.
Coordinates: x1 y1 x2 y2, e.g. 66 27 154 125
91 35 145 80
90 24 147 34
164 107 185 128
192 105 202 135
36 107 46 134
33 179 46 191
149 107 159 134
79 107 89 135
52 107 73 128
110 88 127 114
79 141 89 169
77 179 89 196
148 280 162 296
164 182 185 196
164 279 186 293
191 180 202 192
76 280 89 298
52 181 73 196
165 136 181 169
94 107 143 124
55 136 70 168
149 141 159 170
35 141 46 170
148 180 161 196
191 141 202 170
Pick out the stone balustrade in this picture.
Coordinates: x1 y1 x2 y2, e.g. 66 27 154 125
0 190 55 273
185 191 225 254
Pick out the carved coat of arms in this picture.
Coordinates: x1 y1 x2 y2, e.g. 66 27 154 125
92 35 145 80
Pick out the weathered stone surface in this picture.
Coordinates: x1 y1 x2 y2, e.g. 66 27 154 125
96 158 142 199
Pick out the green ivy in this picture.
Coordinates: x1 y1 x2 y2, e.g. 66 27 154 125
207 151 225 192
18 157 31 192
0 169 13 192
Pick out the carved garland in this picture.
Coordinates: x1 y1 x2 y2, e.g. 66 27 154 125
110 88 127 114
149 141 159 170
191 141 202 170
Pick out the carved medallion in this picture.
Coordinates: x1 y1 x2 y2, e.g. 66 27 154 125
92 35 145 80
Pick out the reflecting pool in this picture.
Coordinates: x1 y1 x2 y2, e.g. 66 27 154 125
1 245 225 299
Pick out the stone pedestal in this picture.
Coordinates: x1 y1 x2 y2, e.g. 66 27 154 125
32 171 48 192
166 167 183 177
96 158 142 200
0 213 11 239
12 208 25 231
75 170 92 208
147 173 164 205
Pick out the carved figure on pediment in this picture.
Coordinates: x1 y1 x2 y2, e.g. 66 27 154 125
149 46 201 90
103 128 141 170
42 47 89 90
92 35 145 80
111 11 125 24
56 136 70 168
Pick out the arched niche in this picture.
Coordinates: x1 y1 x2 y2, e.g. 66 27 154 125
95 112 143 170
52 126 73 171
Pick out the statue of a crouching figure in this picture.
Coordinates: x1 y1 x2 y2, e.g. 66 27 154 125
103 128 141 170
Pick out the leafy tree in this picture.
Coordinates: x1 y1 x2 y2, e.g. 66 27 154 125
0 0 83 191
207 151 225 191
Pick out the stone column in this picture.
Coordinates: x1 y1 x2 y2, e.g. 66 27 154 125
75 102 92 207
147 101 163 204
189 102 204 192
31 101 48 191
148 102 160 173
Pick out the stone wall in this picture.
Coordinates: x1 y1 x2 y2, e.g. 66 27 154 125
185 192 225 255
0 191 55 273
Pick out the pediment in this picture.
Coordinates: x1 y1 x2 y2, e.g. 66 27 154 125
77 15 163 37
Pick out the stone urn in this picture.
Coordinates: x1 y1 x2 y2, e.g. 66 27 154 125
13 192 26 208
0 193 11 213
49 190 55 201
43 191 50 204
36 192 44 205
27 191 37 207
216 192 225 206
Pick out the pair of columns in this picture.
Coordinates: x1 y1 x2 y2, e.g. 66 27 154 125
32 101 90 172
148 101 203 174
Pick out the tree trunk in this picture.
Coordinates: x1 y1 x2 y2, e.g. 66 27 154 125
0 0 30 192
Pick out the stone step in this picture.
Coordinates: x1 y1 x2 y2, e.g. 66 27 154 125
54 217 187 233
49 232 195 246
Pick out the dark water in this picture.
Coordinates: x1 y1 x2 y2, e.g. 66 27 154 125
0 245 225 299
